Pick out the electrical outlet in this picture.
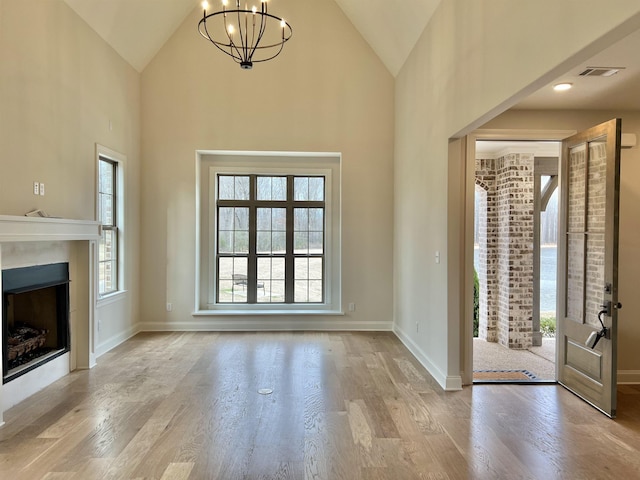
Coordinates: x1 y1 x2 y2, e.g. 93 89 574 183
39 183 45 196
348 302 355 312
166 303 173 312
416 322 419 333
33 181 39 195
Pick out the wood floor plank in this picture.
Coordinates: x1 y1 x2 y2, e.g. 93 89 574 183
159 462 194 480
3 332 640 479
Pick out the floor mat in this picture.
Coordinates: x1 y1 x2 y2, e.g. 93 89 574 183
473 369 538 381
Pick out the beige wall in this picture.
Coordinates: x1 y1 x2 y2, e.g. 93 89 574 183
394 0 640 388
139 0 395 328
483 110 640 377
0 0 141 354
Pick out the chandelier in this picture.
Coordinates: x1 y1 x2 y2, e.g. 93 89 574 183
198 0 293 70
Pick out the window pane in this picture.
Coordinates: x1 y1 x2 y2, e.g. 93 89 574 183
106 260 117 292
294 177 309 200
257 257 272 279
257 176 272 200
218 207 234 229
294 208 309 231
218 257 247 303
100 193 114 225
234 231 249 254
218 279 234 302
219 257 234 280
309 208 323 231
227 207 248 254
234 208 249 230
294 232 308 254
272 208 286 231
218 175 250 200
235 176 250 200
257 208 272 230
295 280 309 302
272 232 286 253
218 230 233 254
102 230 115 261
218 175 235 200
99 160 114 194
309 280 323 302
234 257 247 275
295 258 309 279
309 177 324 201
272 177 287 200
257 176 288 201
256 208 286 255
257 257 285 303
260 280 285 303
309 258 323 279
309 232 324 253
257 231 271 254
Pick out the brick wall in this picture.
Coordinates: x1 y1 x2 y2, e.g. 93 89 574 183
476 153 534 349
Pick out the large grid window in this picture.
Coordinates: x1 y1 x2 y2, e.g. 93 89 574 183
98 157 118 296
216 174 325 304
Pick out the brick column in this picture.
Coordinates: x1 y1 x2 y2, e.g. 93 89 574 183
495 153 534 349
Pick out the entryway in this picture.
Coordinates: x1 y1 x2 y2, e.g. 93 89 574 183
467 120 623 417
472 139 560 382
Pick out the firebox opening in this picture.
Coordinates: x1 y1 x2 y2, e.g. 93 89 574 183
2 263 70 384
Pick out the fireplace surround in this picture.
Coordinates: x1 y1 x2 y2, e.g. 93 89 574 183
0 215 100 426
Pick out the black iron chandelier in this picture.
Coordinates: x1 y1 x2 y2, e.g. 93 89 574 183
198 0 293 70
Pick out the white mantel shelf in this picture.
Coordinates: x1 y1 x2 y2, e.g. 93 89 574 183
0 215 100 243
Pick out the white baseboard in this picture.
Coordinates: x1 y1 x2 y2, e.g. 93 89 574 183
618 370 640 384
393 325 463 391
139 319 393 332
96 325 140 358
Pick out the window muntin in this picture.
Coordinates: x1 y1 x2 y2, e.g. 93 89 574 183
98 157 118 296
215 174 325 304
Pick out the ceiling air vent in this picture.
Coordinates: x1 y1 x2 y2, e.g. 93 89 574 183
579 67 624 77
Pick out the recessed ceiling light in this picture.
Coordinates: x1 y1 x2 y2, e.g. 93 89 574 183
553 83 573 92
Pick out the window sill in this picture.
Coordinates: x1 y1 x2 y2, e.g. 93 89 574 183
193 309 344 316
97 290 128 307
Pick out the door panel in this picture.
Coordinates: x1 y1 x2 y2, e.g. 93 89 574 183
557 119 621 417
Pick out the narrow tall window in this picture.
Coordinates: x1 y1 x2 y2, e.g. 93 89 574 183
98 157 118 296
216 174 325 304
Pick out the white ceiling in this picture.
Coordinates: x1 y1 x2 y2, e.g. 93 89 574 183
514 28 640 111
63 0 640 112
335 0 441 76
63 0 441 76
63 0 196 72
475 141 561 158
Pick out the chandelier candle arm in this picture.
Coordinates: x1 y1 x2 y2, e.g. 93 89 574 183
198 0 292 70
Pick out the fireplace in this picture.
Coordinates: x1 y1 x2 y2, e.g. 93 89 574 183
2 263 70 384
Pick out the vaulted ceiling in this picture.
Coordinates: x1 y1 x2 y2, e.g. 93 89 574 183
63 0 441 76
63 0 640 110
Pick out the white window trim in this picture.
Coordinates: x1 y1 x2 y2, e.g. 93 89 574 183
96 144 126 302
195 151 342 315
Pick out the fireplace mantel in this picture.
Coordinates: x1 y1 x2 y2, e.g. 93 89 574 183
0 215 100 243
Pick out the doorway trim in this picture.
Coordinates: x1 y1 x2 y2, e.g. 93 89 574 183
462 129 576 385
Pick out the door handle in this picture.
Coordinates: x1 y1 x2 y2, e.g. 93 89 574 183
586 308 611 349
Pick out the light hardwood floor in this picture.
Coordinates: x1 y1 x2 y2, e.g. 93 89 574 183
2 331 640 479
